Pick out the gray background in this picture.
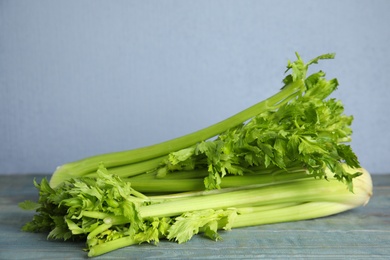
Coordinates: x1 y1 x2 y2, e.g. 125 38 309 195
1 1 389 175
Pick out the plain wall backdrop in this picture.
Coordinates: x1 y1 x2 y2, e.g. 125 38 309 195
1 1 389 175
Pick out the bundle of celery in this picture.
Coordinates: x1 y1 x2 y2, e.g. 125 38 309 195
20 53 373 257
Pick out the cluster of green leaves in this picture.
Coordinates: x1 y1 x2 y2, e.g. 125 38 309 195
162 53 360 190
21 166 154 246
19 178 75 240
20 164 237 256
167 208 237 243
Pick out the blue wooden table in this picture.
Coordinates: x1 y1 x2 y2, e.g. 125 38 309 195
1 174 389 259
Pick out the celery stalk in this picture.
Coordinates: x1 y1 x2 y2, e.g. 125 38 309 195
137 167 372 219
127 168 309 193
49 80 304 187
86 167 372 257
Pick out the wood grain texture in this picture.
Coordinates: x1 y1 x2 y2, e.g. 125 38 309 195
0 174 389 259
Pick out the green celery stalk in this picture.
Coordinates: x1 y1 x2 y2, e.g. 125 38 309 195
127 167 310 193
87 201 363 257
136 167 371 219
49 79 304 188
232 201 365 228
86 166 372 257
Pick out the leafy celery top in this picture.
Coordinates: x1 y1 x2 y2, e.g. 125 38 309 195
161 53 360 190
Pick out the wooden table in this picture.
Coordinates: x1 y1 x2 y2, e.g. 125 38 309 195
1 174 389 259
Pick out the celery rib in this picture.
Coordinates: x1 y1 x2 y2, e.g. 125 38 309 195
88 236 138 257
49 80 304 188
231 201 359 228
138 169 372 219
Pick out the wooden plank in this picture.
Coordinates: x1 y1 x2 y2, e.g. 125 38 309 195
0 174 389 259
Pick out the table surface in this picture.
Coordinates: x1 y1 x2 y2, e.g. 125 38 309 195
0 174 389 259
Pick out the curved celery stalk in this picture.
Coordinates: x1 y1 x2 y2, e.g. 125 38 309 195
86 166 372 257
136 167 372 219
126 167 310 193
232 167 373 227
50 79 304 187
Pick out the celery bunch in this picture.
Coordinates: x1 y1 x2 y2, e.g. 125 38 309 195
20 53 373 257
